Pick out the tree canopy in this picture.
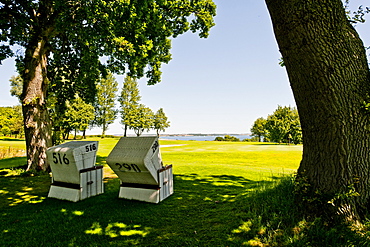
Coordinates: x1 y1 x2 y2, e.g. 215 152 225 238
64 97 95 139
265 106 301 144
93 72 118 138
1 0 216 84
251 106 302 144
153 108 170 136
0 105 23 137
250 117 267 142
0 0 216 171
119 76 141 136
127 104 154 136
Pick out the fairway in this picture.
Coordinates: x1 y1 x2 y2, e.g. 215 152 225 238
0 137 303 180
159 140 302 181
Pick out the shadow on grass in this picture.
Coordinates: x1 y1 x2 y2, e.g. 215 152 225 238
0 171 369 246
0 138 25 142
96 155 107 166
0 156 27 169
251 143 300 146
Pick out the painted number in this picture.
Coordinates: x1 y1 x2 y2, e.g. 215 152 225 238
52 153 70 165
85 143 97 152
151 141 159 154
115 163 141 173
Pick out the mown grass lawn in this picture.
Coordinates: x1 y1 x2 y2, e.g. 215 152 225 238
0 137 369 246
160 140 301 179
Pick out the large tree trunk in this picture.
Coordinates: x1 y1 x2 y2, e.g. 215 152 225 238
266 0 370 223
21 36 52 172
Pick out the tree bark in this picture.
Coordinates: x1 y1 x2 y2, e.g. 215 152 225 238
124 124 128 137
266 0 370 223
21 36 52 172
101 118 107 138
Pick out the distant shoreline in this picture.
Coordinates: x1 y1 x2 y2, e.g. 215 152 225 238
159 133 251 137
158 134 252 142
111 133 251 137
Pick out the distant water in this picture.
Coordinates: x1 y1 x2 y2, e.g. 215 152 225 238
159 134 251 141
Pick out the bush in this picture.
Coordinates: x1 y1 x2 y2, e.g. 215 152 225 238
214 135 240 142
243 136 259 142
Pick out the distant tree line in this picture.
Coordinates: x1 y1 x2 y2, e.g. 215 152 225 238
119 76 170 137
0 105 23 138
214 135 258 142
214 135 241 142
250 106 302 144
9 73 170 143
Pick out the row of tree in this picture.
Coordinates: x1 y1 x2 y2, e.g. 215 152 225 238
250 106 302 144
10 73 170 142
119 76 170 137
0 106 23 137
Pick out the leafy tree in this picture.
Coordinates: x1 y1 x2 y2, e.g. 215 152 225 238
265 106 301 144
265 0 370 222
153 108 170 136
0 106 23 137
250 117 267 142
289 116 302 145
9 75 22 102
0 107 13 136
126 104 154 137
0 1 216 171
64 97 95 139
9 105 24 138
94 72 118 138
119 76 142 136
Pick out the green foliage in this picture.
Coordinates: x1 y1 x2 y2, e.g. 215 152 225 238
153 108 170 136
126 104 154 136
64 97 95 138
260 106 302 144
214 135 240 142
1 0 216 170
119 76 170 136
93 72 118 138
243 136 259 142
119 76 142 136
119 76 141 108
0 106 24 137
250 117 267 142
1 0 216 85
251 106 302 144
9 75 22 102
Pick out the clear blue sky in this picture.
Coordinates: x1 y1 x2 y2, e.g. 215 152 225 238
0 0 369 135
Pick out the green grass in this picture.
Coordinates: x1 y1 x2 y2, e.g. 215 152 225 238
0 137 369 246
160 140 301 180
0 137 27 169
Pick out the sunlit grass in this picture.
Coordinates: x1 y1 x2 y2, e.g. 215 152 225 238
160 140 302 180
0 137 27 169
0 137 369 246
